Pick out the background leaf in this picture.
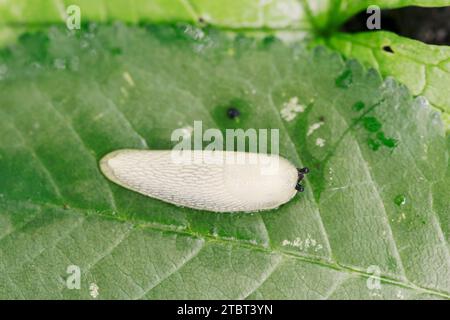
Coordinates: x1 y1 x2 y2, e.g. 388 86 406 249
0 25 448 299
306 0 450 32
319 31 450 129
1 1 449 129
1 0 449 30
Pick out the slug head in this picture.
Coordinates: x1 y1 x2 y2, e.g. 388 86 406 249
295 167 310 193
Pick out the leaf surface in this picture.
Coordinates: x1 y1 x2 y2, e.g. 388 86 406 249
0 25 448 299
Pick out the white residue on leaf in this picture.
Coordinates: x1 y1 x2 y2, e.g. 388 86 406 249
281 234 323 252
280 97 305 122
370 291 382 298
184 25 205 40
397 212 406 223
396 290 404 300
315 137 326 147
307 121 324 136
89 283 99 298
123 71 135 87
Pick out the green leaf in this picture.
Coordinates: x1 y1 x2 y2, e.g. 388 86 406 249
0 25 448 299
307 0 450 32
1 0 449 31
322 31 450 129
0 0 302 28
2 1 449 129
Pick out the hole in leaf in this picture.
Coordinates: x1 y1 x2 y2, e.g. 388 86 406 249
382 45 394 53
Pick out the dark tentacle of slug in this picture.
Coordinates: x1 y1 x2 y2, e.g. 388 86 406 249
295 167 310 193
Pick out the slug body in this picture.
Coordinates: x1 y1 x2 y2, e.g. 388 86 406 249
100 150 300 213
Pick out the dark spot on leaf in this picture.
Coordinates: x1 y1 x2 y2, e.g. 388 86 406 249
368 138 381 151
227 107 240 119
213 98 249 127
0 47 12 60
18 32 50 62
382 45 394 53
318 116 325 122
353 101 365 111
362 117 382 132
110 47 122 55
376 131 398 148
262 35 277 46
335 69 352 88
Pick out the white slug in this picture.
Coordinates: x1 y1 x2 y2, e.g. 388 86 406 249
99 150 308 213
